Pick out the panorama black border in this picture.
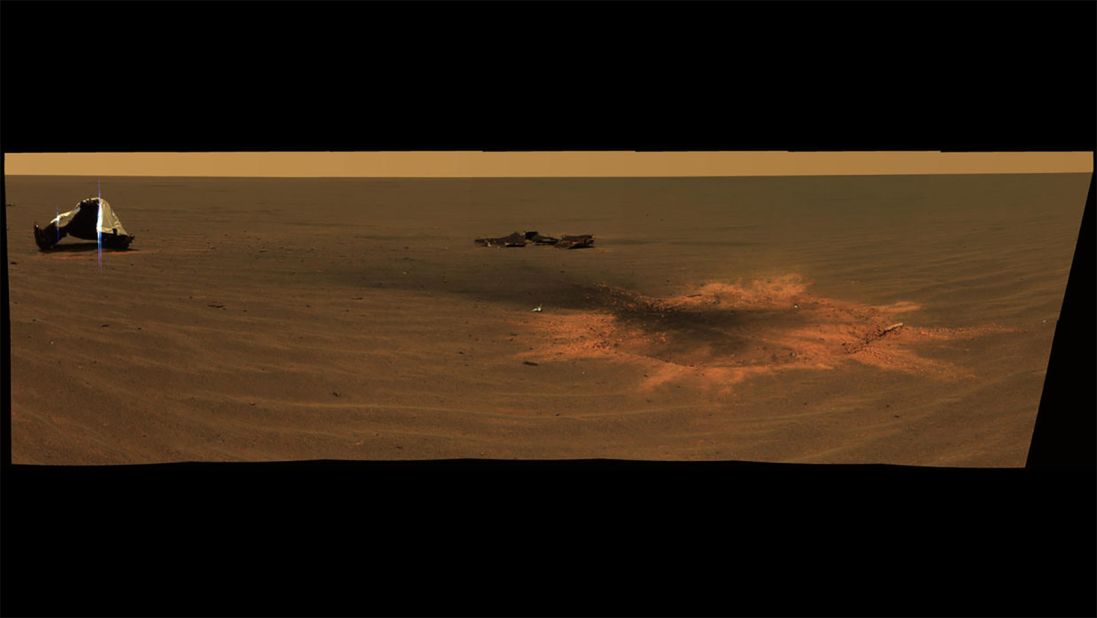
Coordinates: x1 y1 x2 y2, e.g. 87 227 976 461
2 1 1094 616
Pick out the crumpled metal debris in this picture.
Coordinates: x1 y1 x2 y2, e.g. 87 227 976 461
474 230 594 249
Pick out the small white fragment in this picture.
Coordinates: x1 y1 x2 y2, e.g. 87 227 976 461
531 304 543 312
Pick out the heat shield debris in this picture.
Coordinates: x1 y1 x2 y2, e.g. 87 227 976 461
474 231 594 249
33 197 135 251
474 232 528 247
525 231 559 245
556 234 595 249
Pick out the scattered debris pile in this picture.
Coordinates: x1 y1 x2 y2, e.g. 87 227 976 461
475 231 594 249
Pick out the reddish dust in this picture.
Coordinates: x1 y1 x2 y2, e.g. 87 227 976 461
517 274 1018 393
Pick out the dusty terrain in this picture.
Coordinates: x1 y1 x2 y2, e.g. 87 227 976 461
5 174 1089 465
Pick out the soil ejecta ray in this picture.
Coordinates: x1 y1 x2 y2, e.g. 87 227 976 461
518 274 1019 393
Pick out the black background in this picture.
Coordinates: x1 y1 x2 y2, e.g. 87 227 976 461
2 2 1094 616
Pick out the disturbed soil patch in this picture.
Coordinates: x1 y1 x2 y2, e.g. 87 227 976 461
518 274 1018 393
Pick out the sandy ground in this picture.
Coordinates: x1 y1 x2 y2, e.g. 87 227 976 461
5 174 1089 465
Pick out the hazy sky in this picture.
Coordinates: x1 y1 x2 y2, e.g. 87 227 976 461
5 151 1093 178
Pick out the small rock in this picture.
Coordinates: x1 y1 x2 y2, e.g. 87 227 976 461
100 323 110 328
332 391 340 397
523 361 539 366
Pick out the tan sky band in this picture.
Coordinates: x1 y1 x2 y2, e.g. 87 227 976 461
5 151 1092 178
